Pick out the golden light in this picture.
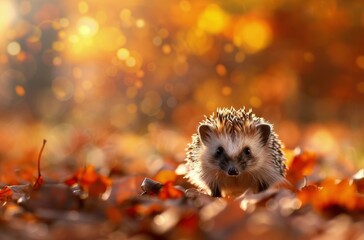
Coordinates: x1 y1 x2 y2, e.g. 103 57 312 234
77 17 99 37
95 27 126 52
7 42 21 56
125 57 136 67
120 9 132 27
119 51 143 73
78 1 89 14
59 18 70 28
198 4 229 34
233 18 272 54
307 128 338 155
0 0 16 35
68 34 80 43
135 19 145 28
117 48 130 60
185 28 213 55
162 44 172 54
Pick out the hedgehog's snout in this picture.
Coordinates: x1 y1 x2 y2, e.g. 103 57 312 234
227 166 239 176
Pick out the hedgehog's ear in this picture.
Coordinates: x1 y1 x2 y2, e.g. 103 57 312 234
198 125 213 145
256 124 271 146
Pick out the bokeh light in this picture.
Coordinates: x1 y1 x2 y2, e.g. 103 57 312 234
0 0 363 178
7 42 21 56
77 17 99 37
233 18 272 53
198 4 229 34
0 1 16 36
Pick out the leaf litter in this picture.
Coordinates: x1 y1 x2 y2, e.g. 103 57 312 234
1 141 364 239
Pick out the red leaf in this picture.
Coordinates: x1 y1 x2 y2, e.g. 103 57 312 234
0 186 13 202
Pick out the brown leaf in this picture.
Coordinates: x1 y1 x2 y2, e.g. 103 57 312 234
108 176 145 204
24 183 81 211
141 177 163 195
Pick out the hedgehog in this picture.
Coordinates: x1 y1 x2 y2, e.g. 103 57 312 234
184 107 286 197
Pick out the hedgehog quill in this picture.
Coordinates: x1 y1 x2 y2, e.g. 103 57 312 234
185 107 286 197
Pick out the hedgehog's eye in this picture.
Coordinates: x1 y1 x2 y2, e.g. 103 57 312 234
243 147 251 156
215 146 224 156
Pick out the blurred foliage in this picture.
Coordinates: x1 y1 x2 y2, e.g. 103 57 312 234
1 0 364 239
1 0 364 185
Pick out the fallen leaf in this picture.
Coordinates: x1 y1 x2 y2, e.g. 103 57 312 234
158 181 184 200
154 169 177 184
286 151 317 186
141 178 163 195
0 186 13 203
108 176 144 204
298 179 360 215
64 165 112 198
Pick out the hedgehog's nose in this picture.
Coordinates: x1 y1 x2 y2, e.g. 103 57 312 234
227 166 239 176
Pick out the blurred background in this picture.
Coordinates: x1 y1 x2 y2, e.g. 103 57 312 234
1 0 364 181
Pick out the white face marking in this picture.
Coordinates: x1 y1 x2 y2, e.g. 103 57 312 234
201 130 270 172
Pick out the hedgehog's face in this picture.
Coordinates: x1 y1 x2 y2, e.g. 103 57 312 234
198 123 271 176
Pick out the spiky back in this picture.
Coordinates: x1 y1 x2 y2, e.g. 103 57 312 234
185 107 286 182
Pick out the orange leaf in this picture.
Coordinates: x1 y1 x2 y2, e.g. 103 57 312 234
154 170 177 184
297 184 321 206
89 175 112 197
318 179 357 211
80 165 99 186
158 181 184 200
298 178 359 214
286 151 317 185
64 165 112 197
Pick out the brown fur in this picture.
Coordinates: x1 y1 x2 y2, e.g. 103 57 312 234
185 107 286 197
